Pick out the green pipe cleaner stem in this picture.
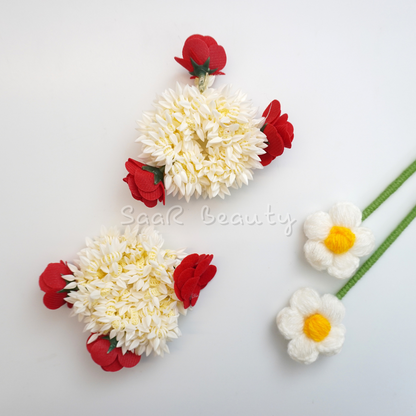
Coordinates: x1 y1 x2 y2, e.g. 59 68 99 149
336 204 416 300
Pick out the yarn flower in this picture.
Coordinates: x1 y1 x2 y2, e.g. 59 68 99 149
39 261 76 310
260 100 294 166
174 34 226 77
304 202 375 279
174 254 217 309
276 288 346 364
86 335 141 372
123 158 165 207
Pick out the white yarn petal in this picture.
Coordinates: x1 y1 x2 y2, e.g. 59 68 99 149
329 202 362 228
320 294 346 325
304 211 333 240
350 227 375 257
276 307 304 340
327 252 360 279
289 288 322 316
317 325 346 356
304 240 334 271
287 334 319 365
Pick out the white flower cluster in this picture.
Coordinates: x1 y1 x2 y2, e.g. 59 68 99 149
136 78 267 201
65 226 186 357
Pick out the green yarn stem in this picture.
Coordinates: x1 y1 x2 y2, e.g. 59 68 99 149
362 159 416 221
336 204 416 300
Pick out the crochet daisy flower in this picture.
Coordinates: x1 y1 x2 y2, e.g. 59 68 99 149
303 202 375 279
276 288 346 364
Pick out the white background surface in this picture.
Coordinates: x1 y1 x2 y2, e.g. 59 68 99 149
1 1 416 415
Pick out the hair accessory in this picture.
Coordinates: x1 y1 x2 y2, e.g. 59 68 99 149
39 226 217 372
276 159 416 364
304 159 416 279
123 34 294 207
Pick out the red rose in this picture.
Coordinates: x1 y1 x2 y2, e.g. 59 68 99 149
260 100 294 166
86 335 141 372
123 158 165 208
174 254 217 309
39 261 73 310
174 34 227 78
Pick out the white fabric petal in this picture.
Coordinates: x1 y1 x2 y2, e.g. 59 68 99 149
276 307 305 340
327 252 360 279
329 202 362 228
287 334 320 364
350 227 375 257
320 294 346 325
290 288 322 316
304 240 334 271
317 325 346 356
304 211 332 240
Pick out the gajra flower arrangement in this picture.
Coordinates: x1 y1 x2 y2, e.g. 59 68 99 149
39 225 217 372
124 34 294 207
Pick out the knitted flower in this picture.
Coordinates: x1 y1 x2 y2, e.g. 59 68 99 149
123 158 165 207
86 334 141 372
39 261 75 310
174 254 217 309
304 202 375 279
260 100 294 166
276 288 346 364
174 34 226 77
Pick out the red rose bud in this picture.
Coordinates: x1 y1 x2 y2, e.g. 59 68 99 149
123 158 165 208
86 335 141 372
260 100 294 166
39 261 74 310
174 254 217 309
174 34 226 78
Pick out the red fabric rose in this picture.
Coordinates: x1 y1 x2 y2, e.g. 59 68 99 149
39 261 73 310
260 100 294 166
123 158 165 208
174 34 226 77
86 335 141 372
173 254 217 309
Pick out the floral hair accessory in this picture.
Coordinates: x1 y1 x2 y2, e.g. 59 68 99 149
39 226 217 372
124 34 294 206
277 159 416 364
304 159 416 279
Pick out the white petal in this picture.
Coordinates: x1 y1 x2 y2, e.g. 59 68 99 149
276 307 304 340
304 240 333 271
304 212 332 240
350 227 375 257
329 202 362 228
320 294 346 325
327 252 360 279
287 334 319 364
317 325 346 356
290 288 322 316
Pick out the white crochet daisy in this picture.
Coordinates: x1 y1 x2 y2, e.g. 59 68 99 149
304 202 375 279
276 288 346 364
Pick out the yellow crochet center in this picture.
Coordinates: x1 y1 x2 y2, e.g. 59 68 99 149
324 226 356 254
303 314 331 342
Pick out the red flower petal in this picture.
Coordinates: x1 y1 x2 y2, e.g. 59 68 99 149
139 186 163 201
86 335 96 353
134 169 158 193
124 174 142 201
260 152 275 166
195 254 213 276
101 359 124 372
174 282 183 301
39 274 51 292
43 292 66 309
183 38 210 66
198 265 217 289
262 100 281 124
201 36 217 47
175 268 195 291
89 339 118 367
208 44 226 73
40 262 71 292
181 277 200 309
174 57 193 72
263 124 284 157
125 158 144 175
173 254 200 280
275 120 294 148
118 352 141 368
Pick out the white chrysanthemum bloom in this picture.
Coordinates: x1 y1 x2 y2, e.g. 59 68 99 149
304 202 375 279
136 77 267 201
276 288 346 364
65 226 186 357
